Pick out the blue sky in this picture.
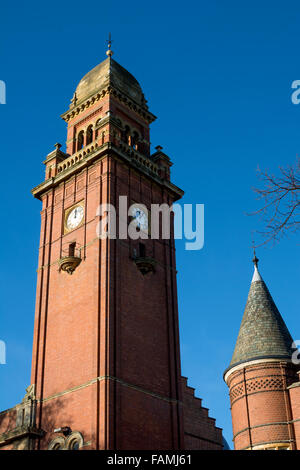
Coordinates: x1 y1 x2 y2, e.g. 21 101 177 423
1 0 300 448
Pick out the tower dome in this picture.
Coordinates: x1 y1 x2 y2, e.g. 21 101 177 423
73 57 147 109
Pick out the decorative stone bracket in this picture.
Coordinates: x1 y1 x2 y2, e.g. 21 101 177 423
59 256 82 275
133 257 156 275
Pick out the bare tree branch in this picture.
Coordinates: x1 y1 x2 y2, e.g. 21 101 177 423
250 158 300 246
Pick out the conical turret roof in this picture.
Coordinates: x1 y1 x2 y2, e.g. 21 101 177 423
227 259 295 371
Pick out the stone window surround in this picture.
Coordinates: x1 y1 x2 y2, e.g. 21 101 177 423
48 431 84 450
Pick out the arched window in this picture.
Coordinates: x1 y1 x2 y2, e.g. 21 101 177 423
69 440 80 450
95 119 101 139
65 431 84 450
86 125 93 145
131 131 139 150
48 431 83 450
123 125 130 145
77 131 84 151
53 443 63 450
48 436 65 450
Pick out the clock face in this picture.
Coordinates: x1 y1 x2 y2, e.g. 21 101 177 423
132 207 148 231
66 205 84 231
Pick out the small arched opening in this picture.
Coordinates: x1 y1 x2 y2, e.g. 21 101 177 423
131 131 139 150
77 131 84 151
123 125 131 145
86 125 93 145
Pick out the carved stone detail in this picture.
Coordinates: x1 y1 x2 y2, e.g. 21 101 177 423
134 257 156 275
0 384 45 450
59 256 81 275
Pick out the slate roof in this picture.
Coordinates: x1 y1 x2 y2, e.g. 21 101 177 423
227 263 295 371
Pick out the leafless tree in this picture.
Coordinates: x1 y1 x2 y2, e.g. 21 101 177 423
252 158 300 246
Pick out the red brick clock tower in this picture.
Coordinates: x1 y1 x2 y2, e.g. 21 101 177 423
31 47 185 450
0 45 223 451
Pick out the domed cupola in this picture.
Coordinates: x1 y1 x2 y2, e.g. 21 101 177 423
73 57 148 110
60 42 156 160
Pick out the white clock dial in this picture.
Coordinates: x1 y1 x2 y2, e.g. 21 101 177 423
66 206 84 230
132 207 148 231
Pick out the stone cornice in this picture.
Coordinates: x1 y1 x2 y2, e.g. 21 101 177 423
69 105 104 129
61 84 156 124
0 425 44 446
32 142 184 201
224 357 293 384
43 148 69 165
39 375 182 406
288 381 300 389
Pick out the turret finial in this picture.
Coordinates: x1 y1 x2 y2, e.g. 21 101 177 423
251 234 259 267
251 236 262 283
106 33 114 57
253 249 259 268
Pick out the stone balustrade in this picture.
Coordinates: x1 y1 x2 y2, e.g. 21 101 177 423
56 139 160 178
57 142 99 173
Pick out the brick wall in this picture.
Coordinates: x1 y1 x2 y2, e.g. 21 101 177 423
181 377 223 450
288 374 300 449
227 361 298 450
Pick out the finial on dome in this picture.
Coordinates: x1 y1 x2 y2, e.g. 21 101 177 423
106 32 114 57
